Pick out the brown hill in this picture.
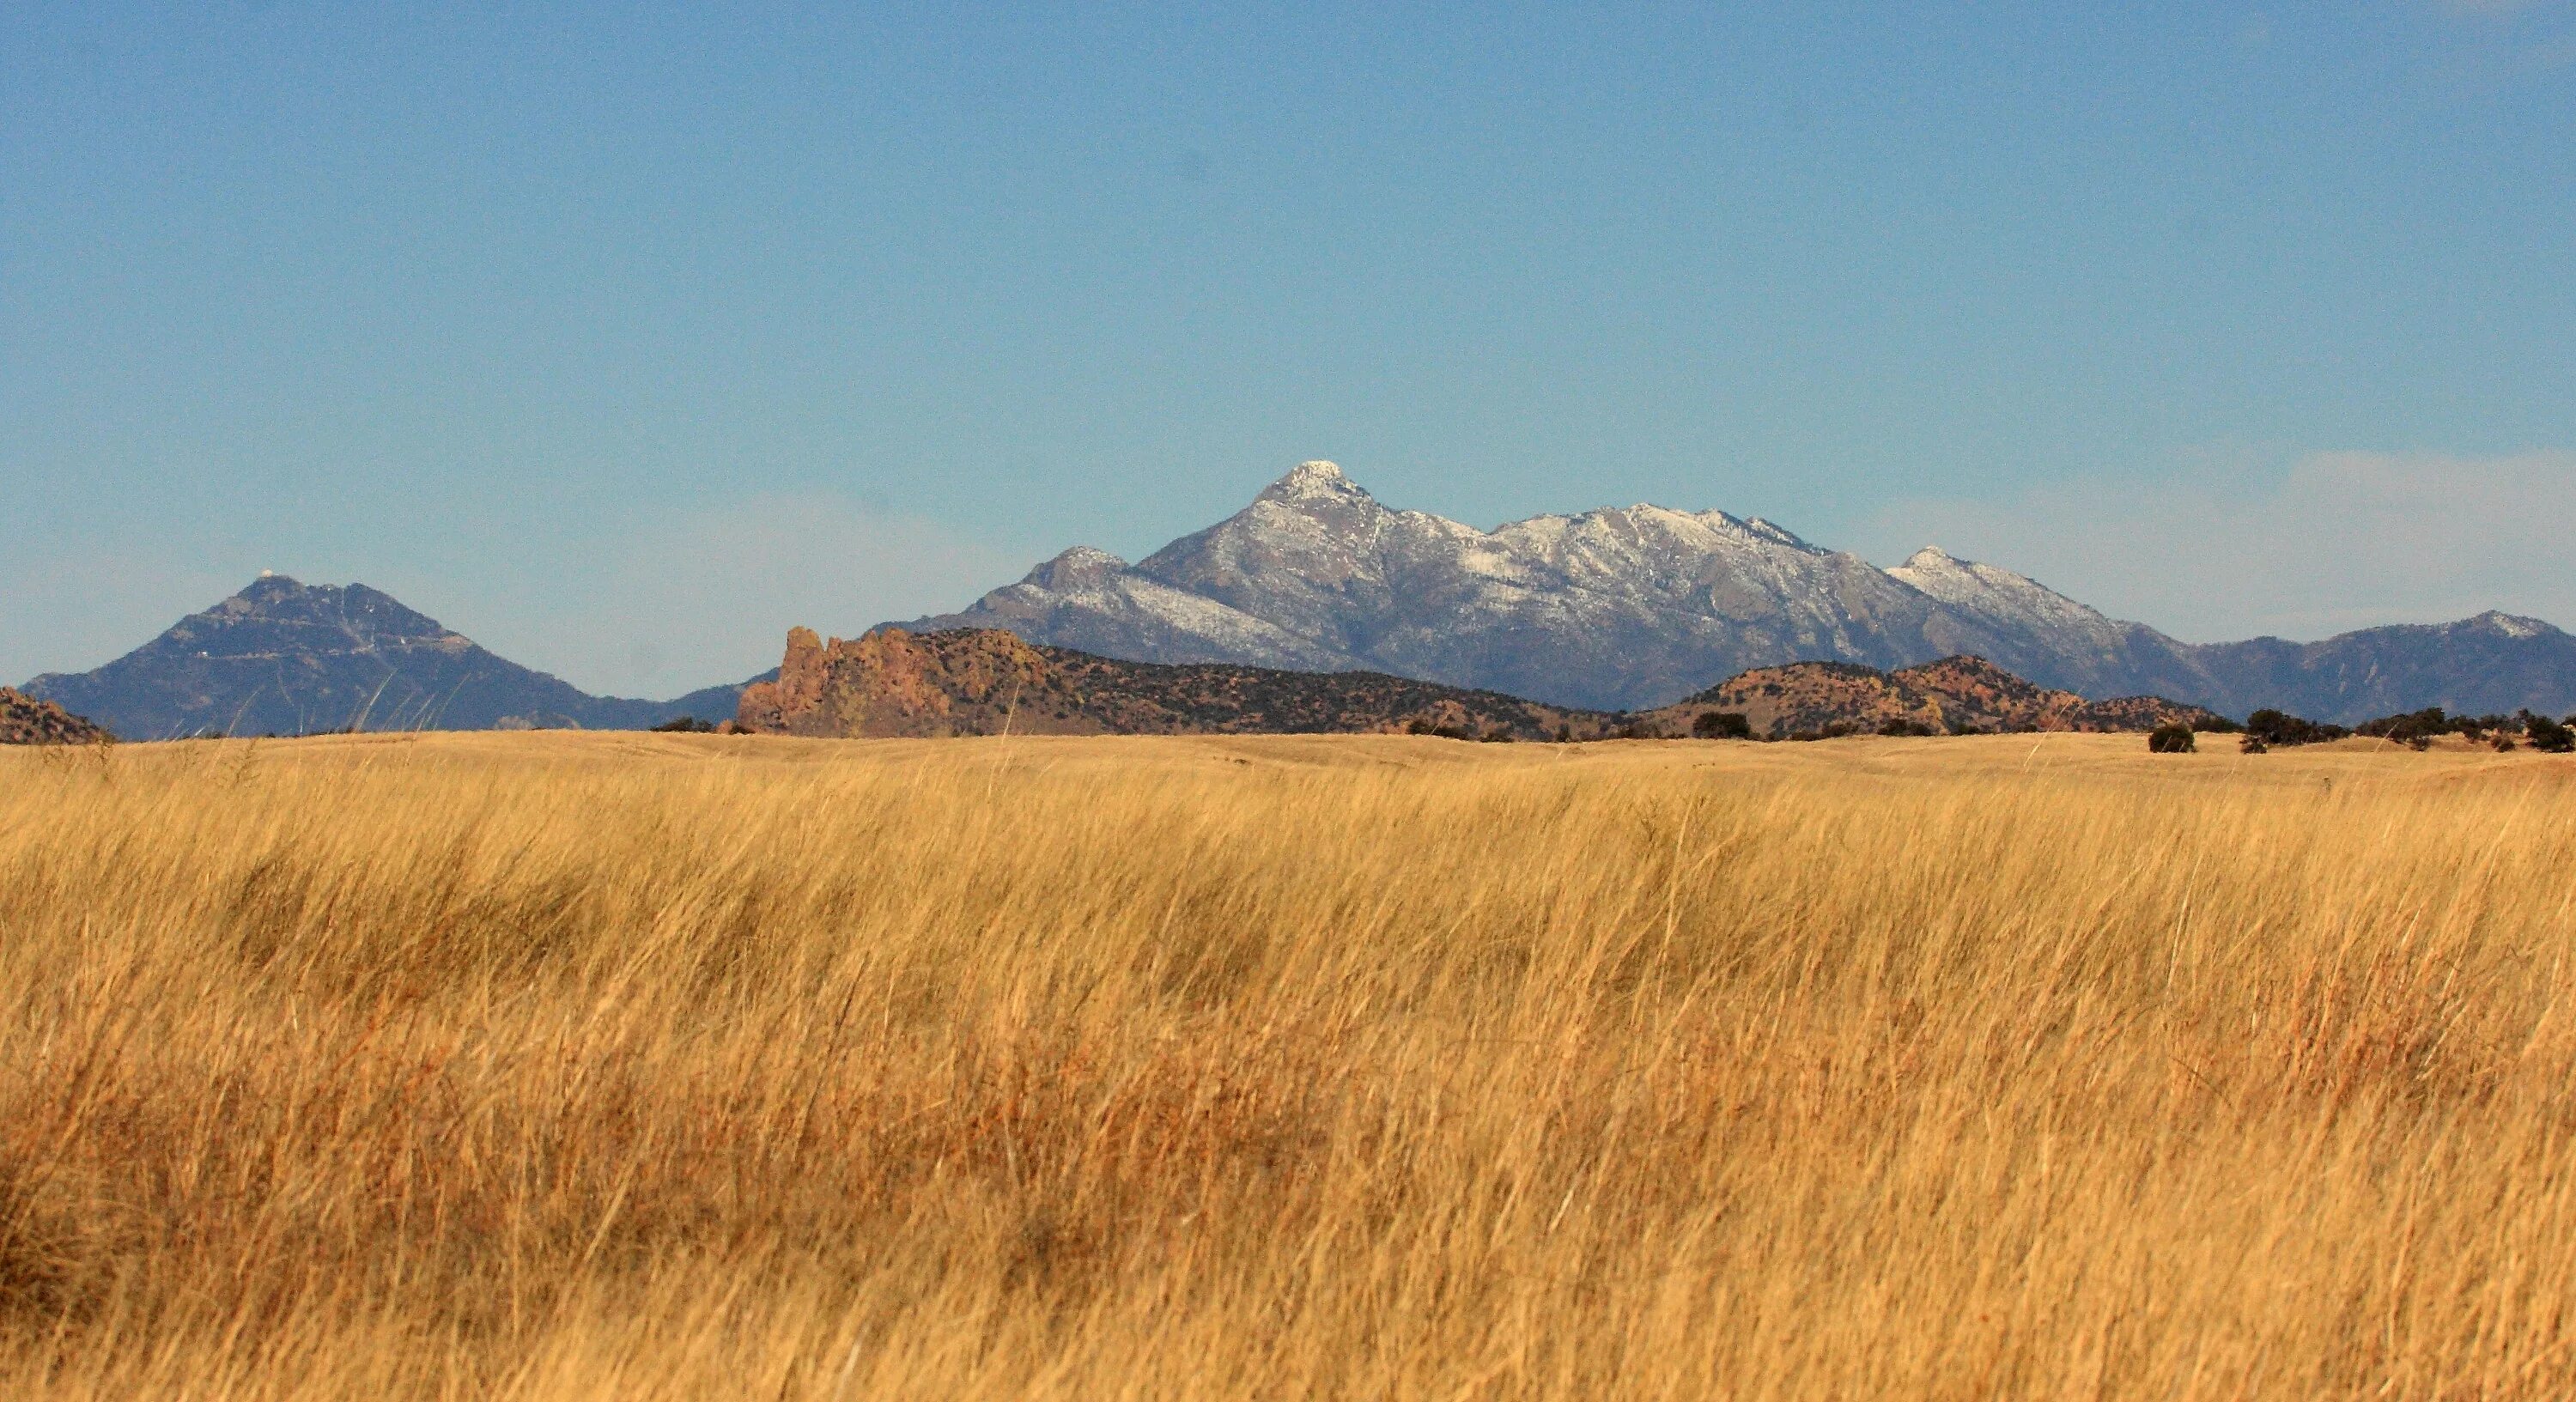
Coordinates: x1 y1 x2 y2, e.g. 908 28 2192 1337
1637 655 2221 739
735 628 1612 740
735 630 2220 744
0 687 113 745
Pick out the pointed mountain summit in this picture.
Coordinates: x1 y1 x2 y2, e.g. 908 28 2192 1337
21 576 750 738
1255 458 1372 506
903 461 2576 719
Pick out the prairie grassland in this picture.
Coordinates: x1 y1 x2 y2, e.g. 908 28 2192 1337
3 731 2575 1399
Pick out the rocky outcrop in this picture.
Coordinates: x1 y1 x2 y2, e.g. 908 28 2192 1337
1637 655 2221 739
734 628 2215 743
737 627 1065 737
0 688 112 745
734 627 1612 740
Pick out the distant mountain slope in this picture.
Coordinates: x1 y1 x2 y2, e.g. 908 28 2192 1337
735 626 1611 740
2175 612 2576 722
20 576 756 738
1880 547 2218 702
0 688 112 745
907 461 2576 722
1636 655 2220 739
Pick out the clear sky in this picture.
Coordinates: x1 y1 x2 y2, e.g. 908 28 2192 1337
7 3 2573 696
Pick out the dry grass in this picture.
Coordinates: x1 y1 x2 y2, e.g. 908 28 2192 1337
3 730 2575 1399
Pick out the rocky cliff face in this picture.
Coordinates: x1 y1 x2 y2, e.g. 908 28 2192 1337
0 688 112 745
733 626 1612 740
21 575 754 738
907 461 2576 722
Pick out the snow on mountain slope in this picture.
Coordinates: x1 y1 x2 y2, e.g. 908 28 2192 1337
902 461 2576 717
1878 545 2224 701
916 463 2021 708
1886 546 2129 647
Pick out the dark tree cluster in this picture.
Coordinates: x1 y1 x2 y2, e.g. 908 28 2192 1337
2344 707 2576 752
2147 724 2196 754
2235 705 2576 754
2354 707 2497 749
2239 709 2351 752
2525 711 2576 754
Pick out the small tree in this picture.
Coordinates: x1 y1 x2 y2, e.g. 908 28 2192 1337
2148 724 2196 754
2524 711 2576 754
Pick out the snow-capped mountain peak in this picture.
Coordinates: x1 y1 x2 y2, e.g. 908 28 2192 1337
2467 610 2555 640
1256 459 1370 505
915 461 2049 707
897 460 2576 719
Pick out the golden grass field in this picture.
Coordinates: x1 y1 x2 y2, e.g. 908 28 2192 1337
4 729 2575 1399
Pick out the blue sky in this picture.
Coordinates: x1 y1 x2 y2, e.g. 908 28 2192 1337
6 3 2573 695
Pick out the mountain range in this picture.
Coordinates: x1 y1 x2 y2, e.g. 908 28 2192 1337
19 461 2576 734
911 461 2576 723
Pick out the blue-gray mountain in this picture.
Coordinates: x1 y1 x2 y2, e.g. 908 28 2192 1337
20 576 754 739
908 461 2576 724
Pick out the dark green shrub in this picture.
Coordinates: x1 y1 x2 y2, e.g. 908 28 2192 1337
2524 711 2575 754
1692 711 1753 740
652 716 717 733
2147 724 2196 754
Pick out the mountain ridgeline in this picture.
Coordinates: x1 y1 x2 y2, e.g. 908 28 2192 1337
19 463 2576 736
912 461 2576 725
